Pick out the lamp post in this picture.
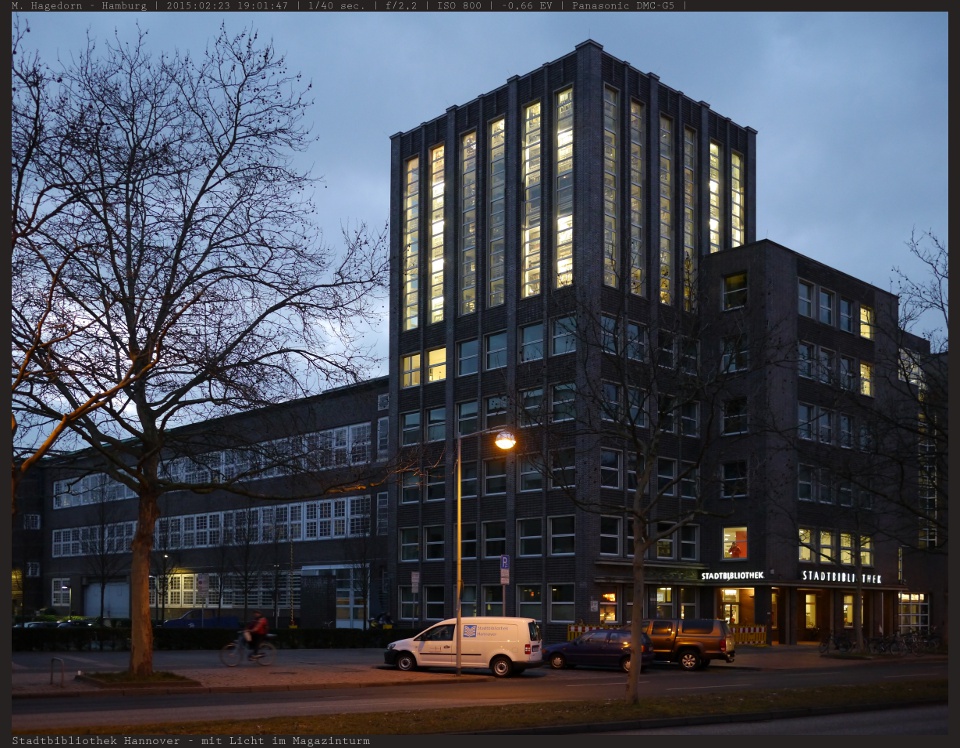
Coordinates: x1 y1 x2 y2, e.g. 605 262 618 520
456 427 516 676
61 584 71 617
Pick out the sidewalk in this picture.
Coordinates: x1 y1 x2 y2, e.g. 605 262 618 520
12 644 904 699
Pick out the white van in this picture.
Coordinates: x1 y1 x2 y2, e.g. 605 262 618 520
384 616 543 677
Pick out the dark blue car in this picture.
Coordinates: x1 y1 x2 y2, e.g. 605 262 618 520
543 628 654 673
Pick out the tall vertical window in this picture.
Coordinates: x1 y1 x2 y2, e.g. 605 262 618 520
429 145 445 324
521 102 542 298
401 353 421 388
426 347 446 382
603 87 619 287
488 118 506 307
798 280 814 317
819 289 834 325
731 151 744 247
708 141 722 253
658 115 673 304
460 132 478 315
682 126 697 311
457 339 478 376
485 331 507 370
839 297 854 333
860 305 875 339
402 157 420 331
519 322 544 362
860 361 873 397
629 101 644 296
555 87 574 288
723 272 748 309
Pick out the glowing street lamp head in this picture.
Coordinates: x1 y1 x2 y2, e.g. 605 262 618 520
494 430 516 451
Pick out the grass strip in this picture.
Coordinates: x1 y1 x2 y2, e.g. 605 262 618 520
16 678 947 735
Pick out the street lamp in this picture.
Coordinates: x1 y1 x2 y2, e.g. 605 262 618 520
456 427 516 676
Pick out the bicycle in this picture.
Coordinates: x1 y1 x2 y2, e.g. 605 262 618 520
220 630 277 667
867 634 903 655
818 630 852 654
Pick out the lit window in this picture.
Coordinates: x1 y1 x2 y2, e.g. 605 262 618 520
460 132 478 315
798 528 815 562
555 88 574 288
488 118 506 307
860 305 875 339
401 353 421 388
428 145 445 325
722 272 748 309
426 347 446 383
860 362 873 397
603 87 619 288
723 527 747 560
402 158 420 331
521 102 542 299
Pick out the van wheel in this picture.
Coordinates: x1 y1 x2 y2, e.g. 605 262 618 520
395 652 416 672
678 649 702 671
620 655 631 673
549 653 567 669
490 655 513 678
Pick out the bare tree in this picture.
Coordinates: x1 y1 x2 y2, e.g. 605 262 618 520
78 479 132 623
10 24 388 675
518 292 778 703
11 18 155 514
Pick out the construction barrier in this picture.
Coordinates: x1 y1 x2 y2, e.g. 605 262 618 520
731 625 768 644
566 623 618 641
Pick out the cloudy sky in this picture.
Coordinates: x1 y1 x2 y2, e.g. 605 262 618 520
18 10 949 377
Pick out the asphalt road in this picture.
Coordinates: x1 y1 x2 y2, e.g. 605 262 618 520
11 656 948 733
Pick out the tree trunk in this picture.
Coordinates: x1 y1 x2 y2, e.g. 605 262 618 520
128 489 160 676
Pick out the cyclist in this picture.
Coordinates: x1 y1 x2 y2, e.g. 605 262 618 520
246 610 269 660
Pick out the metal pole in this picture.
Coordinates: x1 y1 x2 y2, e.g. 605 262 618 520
456 434 462 676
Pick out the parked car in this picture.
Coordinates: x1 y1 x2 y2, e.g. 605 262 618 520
543 628 654 673
639 618 736 671
16 620 58 629
57 618 95 628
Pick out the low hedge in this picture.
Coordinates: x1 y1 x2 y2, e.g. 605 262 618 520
12 626 419 652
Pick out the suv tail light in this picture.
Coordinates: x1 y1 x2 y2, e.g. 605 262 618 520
720 639 727 652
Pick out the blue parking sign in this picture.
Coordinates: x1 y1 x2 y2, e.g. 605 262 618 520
500 554 510 570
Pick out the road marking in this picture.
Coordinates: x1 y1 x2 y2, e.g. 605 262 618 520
666 684 751 691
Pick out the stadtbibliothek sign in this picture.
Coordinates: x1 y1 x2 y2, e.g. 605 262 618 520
699 570 885 585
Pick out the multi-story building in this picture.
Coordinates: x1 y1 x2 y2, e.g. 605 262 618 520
12 40 944 645
385 40 942 643
25 377 393 629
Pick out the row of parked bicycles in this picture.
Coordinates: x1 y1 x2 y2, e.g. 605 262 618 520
818 628 943 655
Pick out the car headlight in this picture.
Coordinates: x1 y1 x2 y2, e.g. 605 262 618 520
387 642 395 650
